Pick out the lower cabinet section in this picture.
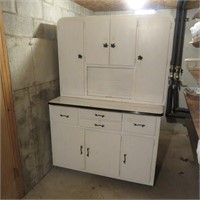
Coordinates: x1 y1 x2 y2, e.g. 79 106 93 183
50 104 160 186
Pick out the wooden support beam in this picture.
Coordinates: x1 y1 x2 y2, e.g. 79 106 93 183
0 3 24 199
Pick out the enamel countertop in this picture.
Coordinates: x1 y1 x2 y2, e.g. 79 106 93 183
49 96 164 116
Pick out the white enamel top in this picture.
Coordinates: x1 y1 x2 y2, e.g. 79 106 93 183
49 96 164 115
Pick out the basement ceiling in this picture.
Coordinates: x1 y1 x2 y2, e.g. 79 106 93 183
73 0 200 11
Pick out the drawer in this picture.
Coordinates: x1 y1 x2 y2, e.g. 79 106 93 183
79 119 121 132
80 109 122 122
123 114 157 136
49 105 78 125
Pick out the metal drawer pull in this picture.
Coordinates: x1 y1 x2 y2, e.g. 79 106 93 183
60 114 69 118
123 154 127 164
95 114 105 118
133 123 146 128
80 145 83 155
87 148 90 157
95 124 105 128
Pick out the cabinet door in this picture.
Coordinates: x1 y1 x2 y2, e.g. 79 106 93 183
57 18 85 96
120 135 155 185
134 16 172 103
85 130 120 177
84 16 110 65
51 123 85 170
110 15 137 66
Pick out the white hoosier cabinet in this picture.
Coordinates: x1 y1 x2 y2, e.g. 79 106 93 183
49 14 174 186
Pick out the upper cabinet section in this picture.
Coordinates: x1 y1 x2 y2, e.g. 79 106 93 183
84 15 137 66
57 14 173 105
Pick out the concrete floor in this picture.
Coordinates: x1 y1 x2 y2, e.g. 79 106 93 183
24 130 199 199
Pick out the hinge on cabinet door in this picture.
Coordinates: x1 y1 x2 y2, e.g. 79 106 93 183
13 167 20 179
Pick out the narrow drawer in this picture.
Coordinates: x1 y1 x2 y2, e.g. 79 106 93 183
49 105 78 125
123 114 157 136
79 119 121 132
80 109 122 122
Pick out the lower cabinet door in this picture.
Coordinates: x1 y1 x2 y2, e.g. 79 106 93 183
51 123 85 170
120 135 155 184
85 130 121 178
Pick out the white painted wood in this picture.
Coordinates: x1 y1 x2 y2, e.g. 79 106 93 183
84 16 110 65
85 130 121 177
134 16 172 103
120 135 155 185
123 114 157 136
49 96 164 114
80 108 122 122
51 13 173 185
110 15 137 66
87 67 134 99
51 123 85 170
79 118 121 132
49 104 161 186
57 18 85 96
49 105 78 125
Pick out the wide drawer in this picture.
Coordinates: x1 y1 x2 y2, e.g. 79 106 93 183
79 119 121 132
80 108 122 122
123 114 157 136
49 105 78 125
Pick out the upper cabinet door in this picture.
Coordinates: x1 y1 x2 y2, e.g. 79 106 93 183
57 18 85 96
110 15 137 66
84 16 110 65
134 16 172 104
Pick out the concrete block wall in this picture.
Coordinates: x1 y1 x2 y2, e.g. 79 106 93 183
1 0 93 193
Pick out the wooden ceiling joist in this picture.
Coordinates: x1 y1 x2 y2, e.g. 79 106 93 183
73 0 200 12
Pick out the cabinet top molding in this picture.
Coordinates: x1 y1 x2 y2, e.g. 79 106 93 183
49 96 164 116
73 0 199 12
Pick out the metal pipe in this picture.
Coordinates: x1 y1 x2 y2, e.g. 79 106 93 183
166 0 183 115
173 1 187 111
